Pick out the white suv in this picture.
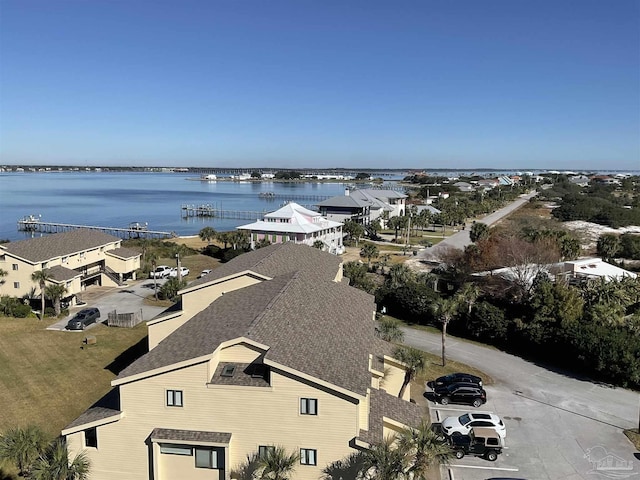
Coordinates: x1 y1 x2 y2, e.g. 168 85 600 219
441 412 506 438
150 265 171 279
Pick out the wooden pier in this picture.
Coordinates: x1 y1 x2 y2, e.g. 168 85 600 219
17 218 174 239
257 193 331 202
181 205 266 220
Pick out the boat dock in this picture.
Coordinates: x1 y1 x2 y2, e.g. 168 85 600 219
257 193 331 202
17 217 174 239
181 205 266 220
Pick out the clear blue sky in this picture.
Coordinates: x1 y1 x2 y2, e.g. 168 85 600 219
1 0 638 170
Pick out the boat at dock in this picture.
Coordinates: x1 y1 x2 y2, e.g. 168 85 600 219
200 174 217 181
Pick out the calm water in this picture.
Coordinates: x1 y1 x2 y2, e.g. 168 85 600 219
0 172 381 242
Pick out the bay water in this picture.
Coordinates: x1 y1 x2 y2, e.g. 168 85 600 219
0 172 381 242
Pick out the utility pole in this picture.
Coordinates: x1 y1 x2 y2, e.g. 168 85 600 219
176 253 182 282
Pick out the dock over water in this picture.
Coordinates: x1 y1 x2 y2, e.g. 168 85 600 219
17 218 174 239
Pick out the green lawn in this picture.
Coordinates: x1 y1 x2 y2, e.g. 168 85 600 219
0 316 148 440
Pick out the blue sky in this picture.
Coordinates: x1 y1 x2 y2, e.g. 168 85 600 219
1 0 638 170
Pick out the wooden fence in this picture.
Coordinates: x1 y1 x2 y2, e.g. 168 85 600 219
107 309 144 328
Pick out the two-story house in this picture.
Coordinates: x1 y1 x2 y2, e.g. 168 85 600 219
0 230 140 306
62 243 423 480
237 202 344 254
317 189 407 227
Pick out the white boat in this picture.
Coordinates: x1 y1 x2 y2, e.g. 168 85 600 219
200 174 217 181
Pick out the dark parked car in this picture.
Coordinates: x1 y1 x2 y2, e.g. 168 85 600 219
427 372 483 390
448 427 504 461
66 308 101 330
433 382 487 408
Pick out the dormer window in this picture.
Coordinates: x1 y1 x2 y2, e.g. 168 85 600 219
251 364 266 379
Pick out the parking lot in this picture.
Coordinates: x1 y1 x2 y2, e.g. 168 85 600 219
47 278 170 332
412 330 639 480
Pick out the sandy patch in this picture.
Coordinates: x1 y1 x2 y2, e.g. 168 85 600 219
562 221 640 248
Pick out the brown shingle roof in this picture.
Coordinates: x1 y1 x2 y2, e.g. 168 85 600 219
118 244 376 396
187 242 342 289
2 230 120 263
357 389 425 445
150 428 231 444
63 407 121 430
48 265 82 282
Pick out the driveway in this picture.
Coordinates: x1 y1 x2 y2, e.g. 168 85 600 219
47 278 170 331
404 327 639 480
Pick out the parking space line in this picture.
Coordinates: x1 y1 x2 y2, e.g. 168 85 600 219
450 464 519 471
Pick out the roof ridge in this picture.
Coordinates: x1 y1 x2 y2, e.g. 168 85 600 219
246 271 299 336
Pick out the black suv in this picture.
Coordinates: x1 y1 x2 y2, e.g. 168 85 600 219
448 427 503 461
66 308 101 330
433 382 486 408
429 372 483 389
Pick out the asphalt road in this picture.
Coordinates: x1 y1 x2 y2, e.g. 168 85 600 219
409 191 539 267
403 327 640 480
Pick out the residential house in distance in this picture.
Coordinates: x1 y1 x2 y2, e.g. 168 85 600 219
237 202 344 254
317 188 407 226
0 230 140 306
453 181 474 192
556 257 637 282
62 243 423 480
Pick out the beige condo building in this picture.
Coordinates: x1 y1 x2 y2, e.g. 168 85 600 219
62 243 424 479
0 230 141 307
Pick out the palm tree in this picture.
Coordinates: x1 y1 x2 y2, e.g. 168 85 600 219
255 445 299 480
431 296 460 366
387 264 414 290
393 346 427 398
199 226 217 246
0 425 49 477
376 317 404 343
44 284 68 316
0 267 7 290
455 283 480 316
360 244 379 270
31 269 52 320
359 436 406 480
31 438 90 480
396 420 452 479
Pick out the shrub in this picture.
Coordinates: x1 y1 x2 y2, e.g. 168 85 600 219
13 304 33 318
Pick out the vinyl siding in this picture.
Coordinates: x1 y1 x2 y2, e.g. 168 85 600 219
381 358 408 400
71 361 362 480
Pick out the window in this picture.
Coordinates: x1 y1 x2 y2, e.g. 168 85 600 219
195 447 221 469
62 256 68 264
160 444 192 456
221 364 236 377
12 264 18 271
258 445 275 458
300 448 317 466
85 427 97 448
13 282 19 289
300 398 318 415
166 389 183 407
